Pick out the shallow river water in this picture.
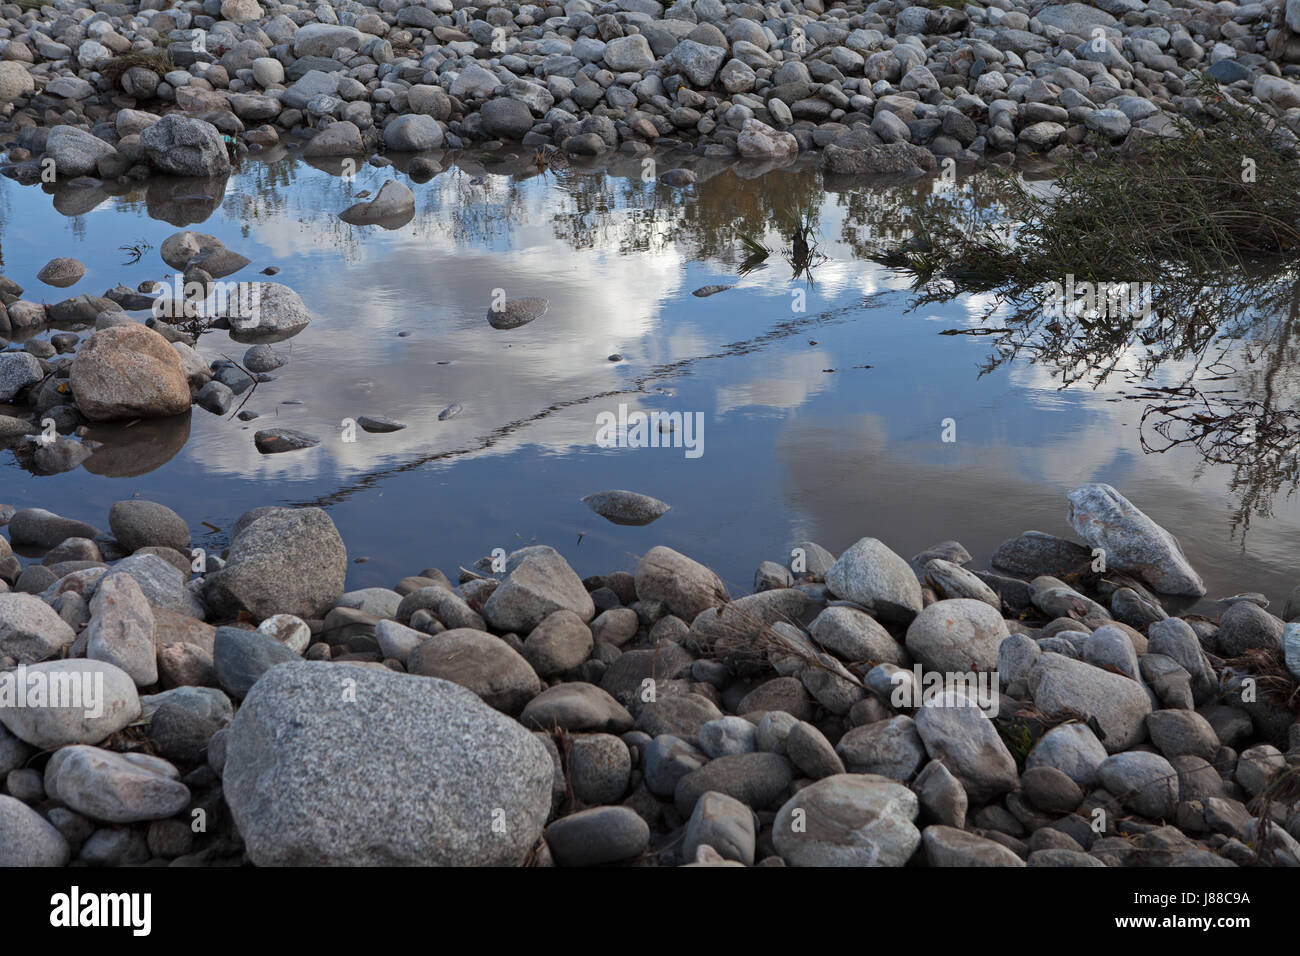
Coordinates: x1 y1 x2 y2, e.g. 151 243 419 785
2 146 1298 610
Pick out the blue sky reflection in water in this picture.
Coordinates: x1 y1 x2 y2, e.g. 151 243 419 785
1 149 1297 611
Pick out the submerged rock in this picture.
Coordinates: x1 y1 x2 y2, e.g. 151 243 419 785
823 143 937 175
304 120 365 158
736 118 798 160
691 285 733 297
487 297 548 330
6 508 100 549
0 353 43 403
159 231 223 270
659 169 696 187
241 345 285 374
383 114 445 151
109 499 189 557
46 126 116 178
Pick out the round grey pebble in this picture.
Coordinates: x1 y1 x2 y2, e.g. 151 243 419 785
568 733 632 805
544 806 649 866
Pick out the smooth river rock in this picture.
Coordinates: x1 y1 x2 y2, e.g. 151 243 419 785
773 773 921 866
826 537 923 623
1066 483 1205 596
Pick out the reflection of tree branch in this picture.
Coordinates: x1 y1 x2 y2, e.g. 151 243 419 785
942 272 1300 533
1139 388 1300 464
869 80 1300 533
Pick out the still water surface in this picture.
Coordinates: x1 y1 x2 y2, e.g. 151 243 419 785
2 147 1297 610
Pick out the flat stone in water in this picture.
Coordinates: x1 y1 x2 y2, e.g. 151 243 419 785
358 415 406 433
581 489 671 526
487 297 547 330
254 428 320 453
692 284 733 297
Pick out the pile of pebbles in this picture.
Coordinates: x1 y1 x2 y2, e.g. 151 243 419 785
2 480 1299 866
1 0 1300 184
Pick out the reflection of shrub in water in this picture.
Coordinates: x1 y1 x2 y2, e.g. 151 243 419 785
736 207 829 285
873 76 1300 525
118 238 152 265
875 76 1300 295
